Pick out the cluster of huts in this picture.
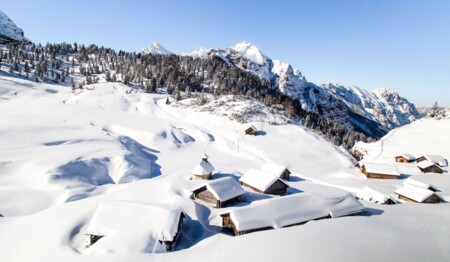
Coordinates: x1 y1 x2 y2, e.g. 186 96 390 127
356 154 448 179
355 154 448 205
83 153 367 253
189 154 365 236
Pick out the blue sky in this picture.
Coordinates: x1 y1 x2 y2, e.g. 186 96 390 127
2 0 449 105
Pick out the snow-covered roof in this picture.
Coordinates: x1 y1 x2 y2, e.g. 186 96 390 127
86 201 184 253
190 160 215 176
223 193 365 232
260 162 288 178
246 125 257 131
191 177 245 201
395 153 416 161
402 178 437 191
419 155 448 167
362 163 401 177
416 160 441 170
356 186 395 204
395 185 435 203
239 168 284 192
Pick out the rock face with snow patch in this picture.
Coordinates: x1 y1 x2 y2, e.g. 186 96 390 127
185 41 419 137
0 11 30 44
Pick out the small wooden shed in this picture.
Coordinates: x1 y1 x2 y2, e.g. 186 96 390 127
190 153 215 180
402 178 438 192
417 155 448 167
416 160 444 174
359 162 401 179
245 125 258 136
260 162 291 180
239 168 288 195
395 184 441 203
85 201 186 252
394 153 416 163
191 177 246 208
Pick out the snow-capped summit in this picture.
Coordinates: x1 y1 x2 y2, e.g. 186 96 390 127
141 42 172 55
186 47 212 59
0 11 30 44
231 41 268 65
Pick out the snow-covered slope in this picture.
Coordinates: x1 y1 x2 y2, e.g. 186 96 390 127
0 10 30 44
183 42 419 135
141 42 172 55
1 75 449 261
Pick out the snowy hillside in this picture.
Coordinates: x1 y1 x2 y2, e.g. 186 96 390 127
1 75 449 261
0 10 29 44
181 41 419 135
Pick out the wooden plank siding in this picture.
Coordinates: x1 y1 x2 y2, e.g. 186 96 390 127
361 166 398 179
399 194 441 204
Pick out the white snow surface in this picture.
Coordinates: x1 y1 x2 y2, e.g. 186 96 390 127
190 159 215 176
85 201 183 254
191 177 245 201
0 75 450 261
402 178 436 191
226 192 365 232
141 42 172 55
356 186 394 204
0 11 29 44
239 168 283 192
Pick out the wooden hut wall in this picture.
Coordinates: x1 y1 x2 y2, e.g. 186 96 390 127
265 180 288 195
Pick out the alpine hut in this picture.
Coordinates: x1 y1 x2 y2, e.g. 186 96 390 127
239 168 288 195
190 153 215 180
416 155 448 167
359 162 401 179
402 178 438 192
191 177 245 208
260 162 291 180
220 193 366 236
416 160 444 174
85 201 186 253
245 125 258 136
395 184 441 203
394 153 416 163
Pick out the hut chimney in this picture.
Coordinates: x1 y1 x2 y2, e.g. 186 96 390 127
202 152 209 162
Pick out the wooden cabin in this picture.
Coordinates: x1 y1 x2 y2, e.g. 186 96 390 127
190 153 215 180
260 162 291 180
85 201 186 252
191 177 245 208
240 168 288 195
402 178 438 192
416 155 448 167
245 125 258 136
220 193 366 236
395 185 441 204
395 153 416 163
416 160 444 174
360 163 401 179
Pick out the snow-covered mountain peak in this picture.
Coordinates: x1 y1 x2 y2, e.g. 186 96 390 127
0 10 30 44
186 47 212 59
231 41 268 65
141 42 172 55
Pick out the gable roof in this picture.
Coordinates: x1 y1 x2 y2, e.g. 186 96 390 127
395 153 416 161
246 125 257 131
260 162 289 178
222 193 365 232
402 178 437 191
418 155 448 167
395 185 436 203
239 168 286 192
85 201 184 253
416 160 443 171
362 163 401 177
356 186 396 204
190 160 215 176
191 177 245 201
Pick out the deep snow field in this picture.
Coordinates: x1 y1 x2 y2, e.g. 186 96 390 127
0 74 449 261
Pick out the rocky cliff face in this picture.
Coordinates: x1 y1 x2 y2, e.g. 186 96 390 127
0 11 30 44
